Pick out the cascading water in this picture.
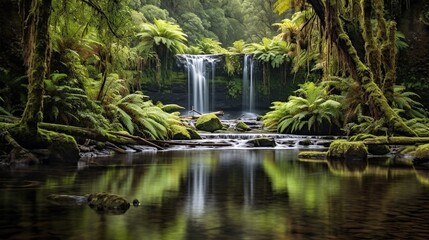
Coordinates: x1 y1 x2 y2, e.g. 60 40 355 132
178 54 219 114
242 54 255 113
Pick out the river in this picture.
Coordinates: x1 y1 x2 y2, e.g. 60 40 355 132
1 149 429 239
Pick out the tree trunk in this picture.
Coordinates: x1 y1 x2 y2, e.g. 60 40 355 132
19 0 52 132
307 0 416 136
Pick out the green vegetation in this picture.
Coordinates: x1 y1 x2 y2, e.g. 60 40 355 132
262 82 341 135
0 0 428 163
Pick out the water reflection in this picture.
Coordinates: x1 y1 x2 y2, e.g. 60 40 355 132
2 149 429 239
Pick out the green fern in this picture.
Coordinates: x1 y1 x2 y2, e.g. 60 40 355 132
43 73 109 130
263 82 341 134
106 92 187 140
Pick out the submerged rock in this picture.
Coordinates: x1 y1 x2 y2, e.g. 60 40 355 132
47 194 88 206
87 192 130 214
195 113 223 132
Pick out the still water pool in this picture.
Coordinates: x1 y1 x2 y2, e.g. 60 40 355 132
1 149 429 239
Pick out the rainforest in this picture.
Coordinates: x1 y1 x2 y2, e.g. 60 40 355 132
1 0 429 239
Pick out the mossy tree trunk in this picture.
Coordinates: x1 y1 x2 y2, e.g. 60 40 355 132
307 0 416 136
19 0 52 133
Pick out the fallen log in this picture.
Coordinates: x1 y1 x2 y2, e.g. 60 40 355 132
363 137 429 145
39 122 164 150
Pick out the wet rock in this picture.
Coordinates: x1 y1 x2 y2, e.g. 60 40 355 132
195 113 223 132
246 137 276 147
315 140 332 148
350 134 390 155
132 199 140 207
87 192 130 214
235 121 251 132
298 139 312 146
368 145 391 155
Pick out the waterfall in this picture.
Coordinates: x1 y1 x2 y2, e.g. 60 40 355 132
178 54 220 114
242 54 255 113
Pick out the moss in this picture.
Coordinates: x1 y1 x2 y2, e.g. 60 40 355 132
350 134 390 155
187 128 202 139
414 144 429 161
40 129 80 163
246 137 276 147
195 113 223 132
298 151 327 160
327 139 368 160
87 192 130 214
170 125 191 140
235 121 250 132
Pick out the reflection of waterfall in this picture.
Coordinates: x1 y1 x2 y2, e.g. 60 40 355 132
178 54 220 113
243 151 258 206
187 162 209 216
242 54 255 113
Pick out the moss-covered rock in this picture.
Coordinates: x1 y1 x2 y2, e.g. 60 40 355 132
235 121 250 132
171 125 191 140
44 130 80 163
350 134 390 155
327 140 368 160
195 113 223 132
188 128 202 139
87 192 130 214
298 151 327 160
247 137 276 147
414 144 429 161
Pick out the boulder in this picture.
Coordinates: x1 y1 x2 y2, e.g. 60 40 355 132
414 144 429 165
247 137 276 147
171 125 191 140
235 121 251 132
350 134 390 155
87 192 130 214
327 140 367 160
195 113 223 132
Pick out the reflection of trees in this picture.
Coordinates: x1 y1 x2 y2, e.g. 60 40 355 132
263 152 341 213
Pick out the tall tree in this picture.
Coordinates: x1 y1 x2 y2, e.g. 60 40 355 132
19 0 52 133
